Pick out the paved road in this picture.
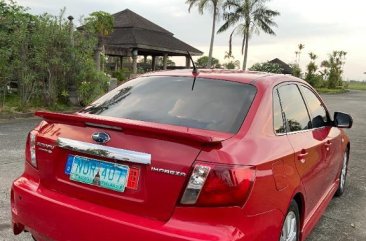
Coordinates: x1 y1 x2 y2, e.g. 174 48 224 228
307 91 366 241
0 90 365 241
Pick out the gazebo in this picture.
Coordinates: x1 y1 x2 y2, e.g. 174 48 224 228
104 9 203 74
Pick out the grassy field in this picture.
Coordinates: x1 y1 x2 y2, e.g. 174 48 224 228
346 81 366 90
316 88 348 94
316 81 366 94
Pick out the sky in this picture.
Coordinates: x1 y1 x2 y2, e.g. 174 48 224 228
15 0 366 81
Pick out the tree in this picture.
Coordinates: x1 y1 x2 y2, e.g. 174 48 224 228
0 1 109 108
139 57 176 67
306 53 317 77
0 0 29 106
290 64 302 78
165 59 176 67
321 51 347 88
0 1 41 106
305 52 322 87
85 11 114 71
295 43 305 64
249 62 283 73
223 52 240 69
319 60 330 80
291 44 305 78
195 56 221 68
186 0 221 68
218 0 279 70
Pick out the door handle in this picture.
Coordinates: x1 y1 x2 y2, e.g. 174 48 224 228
298 150 308 163
325 141 332 151
325 141 332 146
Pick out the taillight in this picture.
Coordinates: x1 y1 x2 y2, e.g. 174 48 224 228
180 164 211 205
181 162 255 207
25 130 38 168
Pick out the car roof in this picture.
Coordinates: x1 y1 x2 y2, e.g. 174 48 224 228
143 69 307 88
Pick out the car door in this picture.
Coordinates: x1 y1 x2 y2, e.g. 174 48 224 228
277 83 328 215
298 85 343 189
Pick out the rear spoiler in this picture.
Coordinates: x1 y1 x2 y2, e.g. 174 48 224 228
35 111 231 145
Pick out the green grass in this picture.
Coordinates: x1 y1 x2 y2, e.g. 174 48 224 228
316 81 366 93
346 81 366 90
315 88 349 94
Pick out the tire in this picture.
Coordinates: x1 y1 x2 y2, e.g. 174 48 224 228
279 200 300 241
335 149 349 197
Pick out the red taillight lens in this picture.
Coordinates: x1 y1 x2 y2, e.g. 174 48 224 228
25 130 38 168
181 162 255 207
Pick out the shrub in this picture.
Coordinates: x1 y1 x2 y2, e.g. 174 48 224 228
249 62 283 74
0 1 109 109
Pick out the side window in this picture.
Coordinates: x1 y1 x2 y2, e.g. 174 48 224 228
299 86 328 128
278 84 311 132
273 90 286 134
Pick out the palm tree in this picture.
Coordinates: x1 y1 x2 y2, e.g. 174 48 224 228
297 43 305 64
223 51 240 69
217 0 279 70
321 51 347 88
186 0 221 68
309 52 317 61
306 52 318 86
85 11 114 71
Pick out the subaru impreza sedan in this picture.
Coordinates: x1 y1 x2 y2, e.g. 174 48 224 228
11 69 352 241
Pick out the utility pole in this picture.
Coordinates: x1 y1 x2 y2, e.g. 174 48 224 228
68 16 75 47
67 15 78 105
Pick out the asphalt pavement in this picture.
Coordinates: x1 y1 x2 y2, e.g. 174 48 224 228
0 90 365 241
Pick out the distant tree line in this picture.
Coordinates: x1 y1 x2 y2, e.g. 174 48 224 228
292 44 347 89
245 43 347 89
195 52 240 69
247 45 347 89
249 62 283 74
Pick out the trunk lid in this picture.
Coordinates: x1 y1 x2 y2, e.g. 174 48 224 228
34 112 230 221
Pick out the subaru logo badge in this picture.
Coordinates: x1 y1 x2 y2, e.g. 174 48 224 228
92 132 110 144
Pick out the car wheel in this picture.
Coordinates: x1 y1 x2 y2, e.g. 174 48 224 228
335 149 349 197
280 200 300 241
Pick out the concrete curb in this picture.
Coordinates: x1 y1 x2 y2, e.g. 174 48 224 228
0 112 34 120
0 107 82 120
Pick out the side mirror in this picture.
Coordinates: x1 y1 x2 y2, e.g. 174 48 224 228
334 112 353 128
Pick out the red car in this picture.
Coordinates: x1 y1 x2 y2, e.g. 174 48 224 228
11 70 352 241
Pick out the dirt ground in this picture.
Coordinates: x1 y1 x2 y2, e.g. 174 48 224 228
0 90 365 241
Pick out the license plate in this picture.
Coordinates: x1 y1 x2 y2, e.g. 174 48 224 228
65 155 129 192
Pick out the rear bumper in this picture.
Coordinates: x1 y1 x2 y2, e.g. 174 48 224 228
11 176 283 241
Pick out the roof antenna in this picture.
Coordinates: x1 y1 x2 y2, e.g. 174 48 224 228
187 51 198 90
187 51 198 74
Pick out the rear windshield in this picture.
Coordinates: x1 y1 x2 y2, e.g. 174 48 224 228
81 76 257 133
